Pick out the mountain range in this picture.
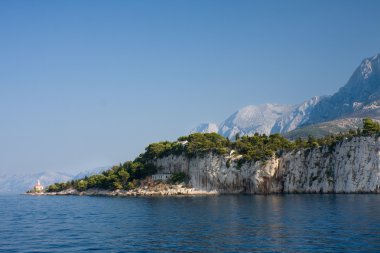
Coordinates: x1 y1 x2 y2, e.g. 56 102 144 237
193 54 380 139
0 167 110 194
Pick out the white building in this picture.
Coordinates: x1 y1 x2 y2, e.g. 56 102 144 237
152 173 171 182
178 140 188 146
34 180 44 192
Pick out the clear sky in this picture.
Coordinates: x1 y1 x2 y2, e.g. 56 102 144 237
1 0 380 174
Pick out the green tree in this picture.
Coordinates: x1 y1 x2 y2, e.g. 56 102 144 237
113 181 123 190
118 169 130 185
363 118 380 135
76 180 88 192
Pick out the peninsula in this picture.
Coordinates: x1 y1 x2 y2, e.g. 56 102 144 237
29 118 380 196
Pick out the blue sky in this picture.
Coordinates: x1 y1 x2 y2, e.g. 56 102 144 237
1 0 380 174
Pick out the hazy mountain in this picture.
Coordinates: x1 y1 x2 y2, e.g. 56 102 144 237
0 171 73 194
0 166 110 194
190 123 219 134
192 54 380 138
271 96 321 134
73 166 110 179
192 97 320 138
218 104 294 139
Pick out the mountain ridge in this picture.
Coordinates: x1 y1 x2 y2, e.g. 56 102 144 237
192 96 321 138
192 54 380 138
304 54 380 125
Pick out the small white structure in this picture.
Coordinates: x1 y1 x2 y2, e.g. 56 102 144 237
34 180 44 192
178 140 188 146
152 173 171 182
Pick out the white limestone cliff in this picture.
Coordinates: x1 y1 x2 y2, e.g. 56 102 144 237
153 136 380 193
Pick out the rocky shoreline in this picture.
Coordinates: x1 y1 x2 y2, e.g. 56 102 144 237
26 183 218 197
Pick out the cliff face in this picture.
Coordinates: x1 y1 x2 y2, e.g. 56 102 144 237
154 136 380 193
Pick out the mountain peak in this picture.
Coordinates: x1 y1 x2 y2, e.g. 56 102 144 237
304 54 380 125
191 98 320 138
192 53 380 137
211 104 295 138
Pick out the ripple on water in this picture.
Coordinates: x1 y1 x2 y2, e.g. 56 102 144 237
0 194 380 252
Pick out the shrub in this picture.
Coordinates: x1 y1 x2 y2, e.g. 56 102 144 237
363 118 380 135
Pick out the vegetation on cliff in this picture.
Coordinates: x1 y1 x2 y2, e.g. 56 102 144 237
46 118 380 193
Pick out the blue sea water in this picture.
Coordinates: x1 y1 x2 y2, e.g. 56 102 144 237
0 194 380 252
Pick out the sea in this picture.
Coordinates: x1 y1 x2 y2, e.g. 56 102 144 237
0 194 379 252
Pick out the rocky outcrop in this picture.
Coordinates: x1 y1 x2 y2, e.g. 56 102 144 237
154 136 380 194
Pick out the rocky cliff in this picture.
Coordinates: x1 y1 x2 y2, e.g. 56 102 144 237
154 136 380 193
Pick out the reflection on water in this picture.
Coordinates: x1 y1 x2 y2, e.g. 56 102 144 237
0 194 380 252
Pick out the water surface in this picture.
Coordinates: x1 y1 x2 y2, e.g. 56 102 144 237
1 194 379 252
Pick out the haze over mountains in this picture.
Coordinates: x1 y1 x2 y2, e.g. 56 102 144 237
0 167 110 194
193 54 380 138
0 171 72 194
